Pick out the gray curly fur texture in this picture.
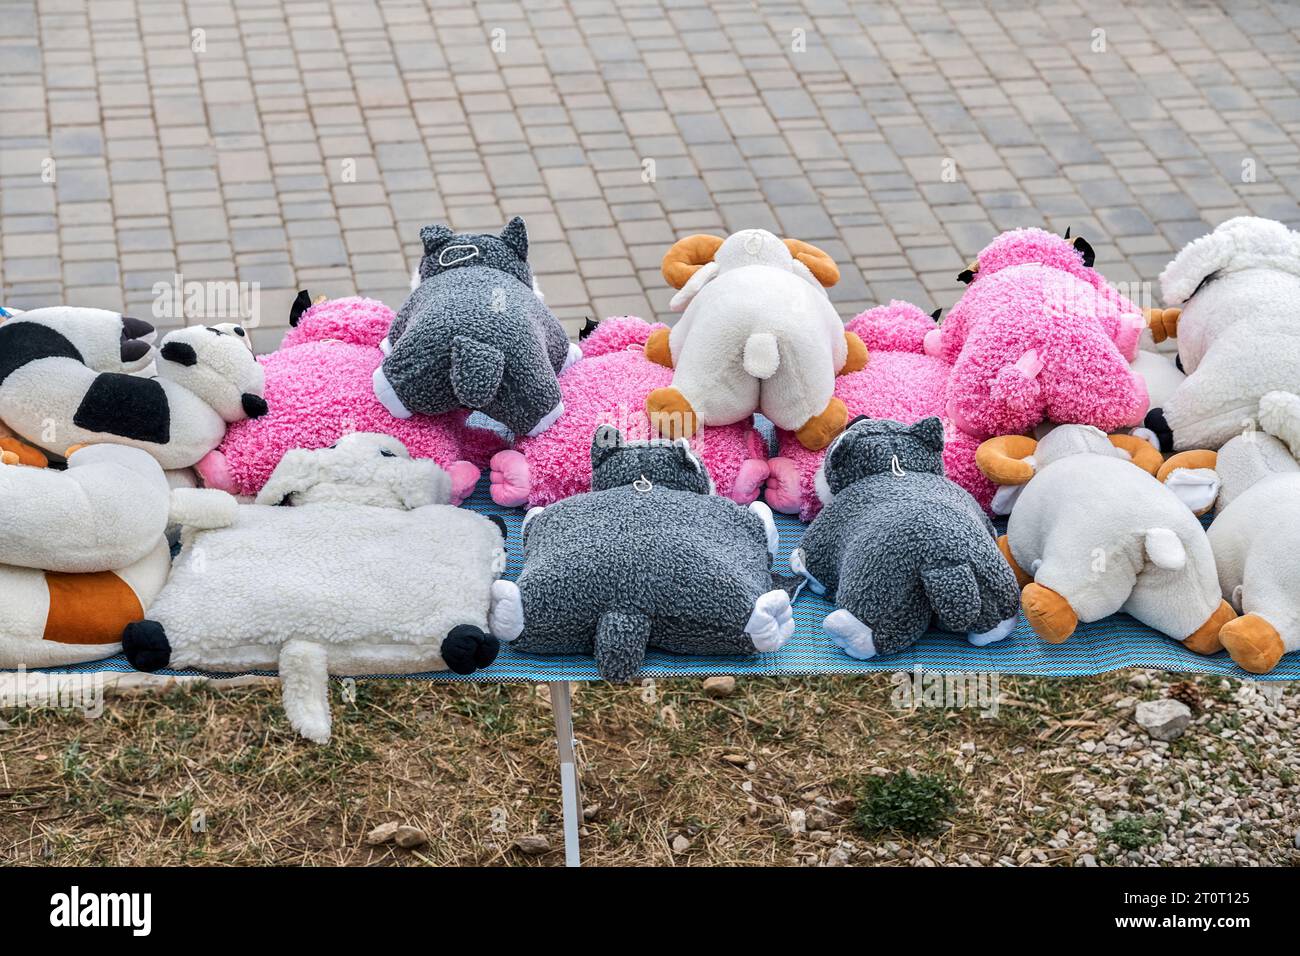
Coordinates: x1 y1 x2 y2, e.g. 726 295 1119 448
377 217 570 435
510 426 774 681
797 417 1020 656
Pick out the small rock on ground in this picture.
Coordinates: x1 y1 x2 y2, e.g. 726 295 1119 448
394 825 428 849
703 675 736 698
514 834 550 855
365 821 401 845
1135 698 1192 741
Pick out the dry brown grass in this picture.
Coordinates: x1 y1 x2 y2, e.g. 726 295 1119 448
0 672 1293 866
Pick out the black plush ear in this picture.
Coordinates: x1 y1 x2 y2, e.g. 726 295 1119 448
911 416 945 451
957 268 976 284
159 340 197 367
241 394 268 418
1063 227 1071 240
1072 235 1096 269
500 216 529 261
591 424 622 467
579 317 599 339
930 308 942 321
289 289 313 327
420 224 455 256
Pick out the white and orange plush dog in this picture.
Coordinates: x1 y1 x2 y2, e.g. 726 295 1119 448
0 444 173 668
645 229 868 451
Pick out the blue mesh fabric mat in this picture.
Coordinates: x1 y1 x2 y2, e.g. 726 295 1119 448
15 479 1298 683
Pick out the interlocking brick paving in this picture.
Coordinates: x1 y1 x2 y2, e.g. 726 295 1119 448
1 0 1298 351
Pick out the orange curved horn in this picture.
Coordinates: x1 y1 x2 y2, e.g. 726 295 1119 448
975 434 1039 486
1108 433 1163 475
783 238 839 287
661 235 724 289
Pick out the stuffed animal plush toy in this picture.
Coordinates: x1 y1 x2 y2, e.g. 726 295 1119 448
764 301 952 520
489 426 794 682
0 307 266 470
791 417 1020 659
197 294 502 503
487 315 769 508
927 228 1151 444
644 229 868 451
123 434 508 743
372 217 577 437
977 425 1235 651
1143 217 1300 454
1158 431 1300 674
0 444 172 668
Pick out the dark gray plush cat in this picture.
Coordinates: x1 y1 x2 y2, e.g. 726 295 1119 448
793 416 1021 659
372 217 577 436
487 425 794 681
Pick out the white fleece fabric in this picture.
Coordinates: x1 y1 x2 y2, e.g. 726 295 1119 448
1005 425 1223 640
666 229 847 431
1157 217 1300 450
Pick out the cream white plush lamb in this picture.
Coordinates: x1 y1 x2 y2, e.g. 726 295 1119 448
644 229 868 451
977 425 1235 651
122 433 508 743
0 444 172 668
1161 432 1300 673
1144 217 1300 452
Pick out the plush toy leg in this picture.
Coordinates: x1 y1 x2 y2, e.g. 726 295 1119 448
1146 307 1181 344
489 450 531 507
279 640 332 744
0 436 47 467
823 608 876 659
838 330 869 376
441 624 500 675
1021 583 1078 644
445 461 481 506
968 615 1018 647
1181 599 1235 656
794 397 848 451
488 579 525 642
997 535 1033 588
1218 613 1285 674
745 589 794 652
121 620 172 671
643 327 673 368
646 386 700 440
728 458 769 505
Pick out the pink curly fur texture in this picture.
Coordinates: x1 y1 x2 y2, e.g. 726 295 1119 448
490 316 769 508
928 228 1149 441
198 297 504 503
764 302 953 521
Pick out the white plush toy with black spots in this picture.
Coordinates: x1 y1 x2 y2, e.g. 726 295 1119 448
122 433 508 743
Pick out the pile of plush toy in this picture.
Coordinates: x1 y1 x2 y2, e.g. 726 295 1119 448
3 214 1297 742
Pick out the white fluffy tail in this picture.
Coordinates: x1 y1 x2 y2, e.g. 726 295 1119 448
1143 528 1187 571
1259 390 1300 459
743 332 780 379
279 640 332 744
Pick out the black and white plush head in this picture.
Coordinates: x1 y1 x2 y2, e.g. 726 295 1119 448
156 325 267 423
254 433 451 509
590 424 713 495
415 217 533 288
816 416 946 503
0 307 156 382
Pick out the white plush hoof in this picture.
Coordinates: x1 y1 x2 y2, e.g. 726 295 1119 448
488 579 525 642
372 366 412 419
824 608 876 659
789 547 826 595
526 401 564 437
379 336 392 356
562 340 582 371
745 589 794 652
747 500 779 556
968 614 1018 647
1163 467 1219 515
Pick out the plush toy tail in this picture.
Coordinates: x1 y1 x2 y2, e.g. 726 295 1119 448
450 335 506 410
743 332 780 380
279 640 332 744
593 611 652 683
920 563 983 634
989 349 1044 412
1143 528 1187 572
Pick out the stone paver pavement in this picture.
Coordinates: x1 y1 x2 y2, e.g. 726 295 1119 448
2 0 1299 351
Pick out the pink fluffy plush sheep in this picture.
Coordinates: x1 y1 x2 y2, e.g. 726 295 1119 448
196 296 503 503
764 301 953 520
927 228 1149 442
489 316 769 508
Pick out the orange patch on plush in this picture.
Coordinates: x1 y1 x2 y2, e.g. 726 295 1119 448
795 397 847 451
1021 582 1078 644
43 570 143 645
1182 599 1235 655
839 330 869 376
998 534 1032 589
1219 613 1285 674
646 386 699 439
643 327 673 368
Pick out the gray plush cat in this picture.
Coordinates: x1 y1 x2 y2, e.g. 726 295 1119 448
372 217 578 436
792 416 1020 659
486 425 794 681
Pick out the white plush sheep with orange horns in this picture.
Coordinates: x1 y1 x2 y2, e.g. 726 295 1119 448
644 229 868 451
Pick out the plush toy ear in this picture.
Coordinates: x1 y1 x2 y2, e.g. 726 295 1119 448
591 424 623 467
930 308 942 321
289 289 313 327
500 216 529 261
420 224 455 256
159 340 197 367
1073 235 1096 269
911 416 945 451
957 260 979 283
254 448 319 506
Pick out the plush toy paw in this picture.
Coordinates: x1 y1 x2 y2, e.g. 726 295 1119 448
967 614 1018 647
745 589 794 652
1182 599 1235 655
997 535 1033 588
489 449 531 507
823 608 876 659
646 386 699 439
122 620 172 672
643 326 673 368
839 330 869 375
194 448 235 492
794 397 848 451
1021 582 1078 644
730 457 769 505
1146 307 1181 344
445 460 481 506
1219 613 1285 674
488 580 525 642
441 624 500 675
763 457 802 514
0 436 47 467
0 450 15 465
